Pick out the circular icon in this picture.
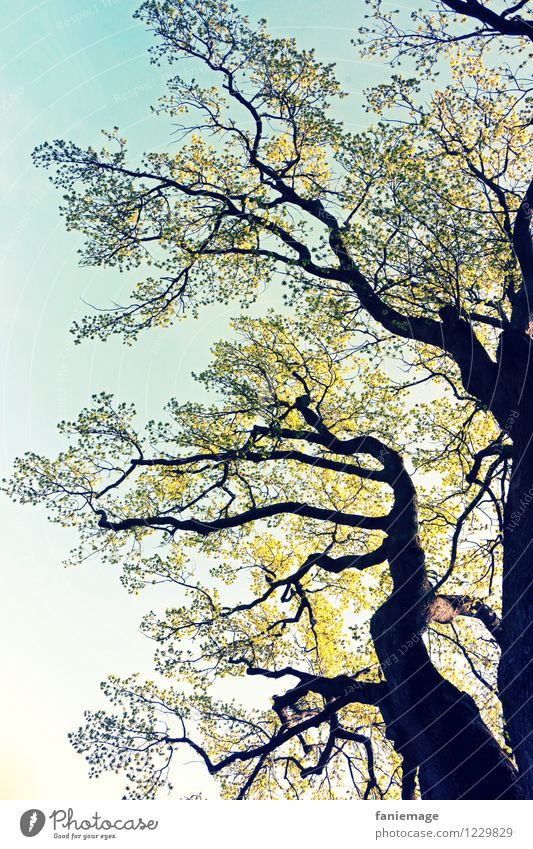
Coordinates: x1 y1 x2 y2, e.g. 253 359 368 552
20 810 46 837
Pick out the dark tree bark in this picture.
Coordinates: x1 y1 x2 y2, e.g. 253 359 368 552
368 451 520 799
372 541 520 799
500 401 533 799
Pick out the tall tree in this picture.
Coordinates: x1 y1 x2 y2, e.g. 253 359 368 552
6 0 532 798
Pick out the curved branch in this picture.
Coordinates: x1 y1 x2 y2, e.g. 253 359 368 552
442 1 533 41
96 445 389 499
164 678 385 777
95 501 389 536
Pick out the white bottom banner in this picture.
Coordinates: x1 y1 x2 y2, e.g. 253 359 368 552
0 800 530 847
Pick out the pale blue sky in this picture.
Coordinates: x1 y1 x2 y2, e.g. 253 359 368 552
0 0 389 799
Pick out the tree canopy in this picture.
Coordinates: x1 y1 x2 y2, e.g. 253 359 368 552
5 0 532 799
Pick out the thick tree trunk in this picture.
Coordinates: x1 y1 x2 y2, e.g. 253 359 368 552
500 412 533 799
371 541 520 799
